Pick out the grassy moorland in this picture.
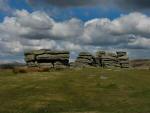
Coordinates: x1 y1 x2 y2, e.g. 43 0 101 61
0 68 150 113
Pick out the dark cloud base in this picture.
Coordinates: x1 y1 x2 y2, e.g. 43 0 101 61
27 0 150 10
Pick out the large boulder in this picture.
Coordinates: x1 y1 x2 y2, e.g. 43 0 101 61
74 52 96 68
117 52 129 68
24 49 49 56
24 54 35 62
24 49 70 69
96 51 130 68
38 63 53 68
26 61 38 67
36 54 69 61
96 51 106 57
116 51 127 57
54 61 68 69
101 56 117 68
96 51 118 68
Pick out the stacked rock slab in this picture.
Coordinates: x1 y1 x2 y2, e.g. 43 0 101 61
96 51 118 68
24 51 37 67
95 51 106 67
117 52 129 68
24 49 69 69
73 52 96 67
102 52 119 68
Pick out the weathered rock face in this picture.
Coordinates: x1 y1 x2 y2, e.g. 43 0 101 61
116 51 129 68
72 52 96 68
95 51 105 66
96 51 118 68
24 49 70 69
24 52 37 67
24 49 130 69
96 51 129 68
102 53 118 68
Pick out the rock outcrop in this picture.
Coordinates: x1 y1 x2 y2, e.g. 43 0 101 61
24 49 70 69
116 52 129 68
72 52 96 68
96 51 129 68
24 49 130 69
96 51 118 68
95 51 105 67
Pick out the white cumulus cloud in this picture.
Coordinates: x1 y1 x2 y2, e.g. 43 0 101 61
0 10 150 62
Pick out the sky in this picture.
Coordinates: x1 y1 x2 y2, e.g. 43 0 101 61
0 0 150 63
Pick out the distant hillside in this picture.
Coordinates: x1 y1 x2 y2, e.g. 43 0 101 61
0 62 25 69
130 59 150 69
1 59 149 69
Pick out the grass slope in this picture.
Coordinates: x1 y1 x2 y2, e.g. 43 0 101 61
0 68 150 113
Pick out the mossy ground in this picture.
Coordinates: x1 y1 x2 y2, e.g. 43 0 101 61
0 68 150 113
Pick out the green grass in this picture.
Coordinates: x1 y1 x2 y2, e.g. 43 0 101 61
0 68 150 113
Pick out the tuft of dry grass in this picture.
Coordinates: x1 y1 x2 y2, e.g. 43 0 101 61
13 67 51 73
13 66 28 73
